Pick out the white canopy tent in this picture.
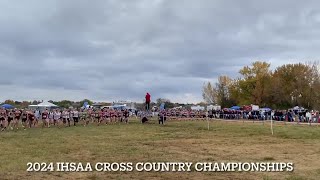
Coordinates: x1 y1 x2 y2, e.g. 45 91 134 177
28 101 59 110
207 105 221 111
293 106 304 110
191 105 205 111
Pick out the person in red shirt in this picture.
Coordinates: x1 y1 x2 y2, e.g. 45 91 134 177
145 92 151 111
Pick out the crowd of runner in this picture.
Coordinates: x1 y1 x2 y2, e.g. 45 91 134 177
0 107 131 131
1 107 320 131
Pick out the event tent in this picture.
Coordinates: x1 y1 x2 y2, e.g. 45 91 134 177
160 103 165 111
293 106 305 110
230 106 241 110
28 101 58 109
1 104 14 109
191 105 205 111
260 107 272 111
207 105 221 111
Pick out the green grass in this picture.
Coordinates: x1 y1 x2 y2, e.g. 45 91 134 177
1 119 320 180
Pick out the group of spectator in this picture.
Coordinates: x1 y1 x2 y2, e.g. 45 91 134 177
153 108 320 123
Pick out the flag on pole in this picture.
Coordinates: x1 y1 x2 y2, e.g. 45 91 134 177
160 103 165 111
83 101 88 108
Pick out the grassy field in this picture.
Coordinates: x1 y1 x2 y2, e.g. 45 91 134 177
1 118 320 180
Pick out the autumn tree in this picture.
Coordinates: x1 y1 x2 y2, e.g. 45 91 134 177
156 98 175 109
238 61 272 106
197 102 208 106
215 75 236 107
271 63 318 109
79 99 93 107
4 100 15 105
31 100 40 105
307 61 320 110
228 78 242 105
203 61 320 109
202 82 217 104
54 100 73 108
20 101 31 108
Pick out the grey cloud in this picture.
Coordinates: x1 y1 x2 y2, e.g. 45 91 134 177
1 0 320 103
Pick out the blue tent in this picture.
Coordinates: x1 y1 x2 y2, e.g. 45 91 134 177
112 105 127 110
260 107 272 111
1 104 14 109
160 103 165 110
82 101 88 108
230 106 240 110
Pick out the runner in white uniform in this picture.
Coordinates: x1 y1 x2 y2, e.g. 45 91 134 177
0 108 7 131
54 110 61 127
49 111 54 126
62 110 69 127
73 109 79 126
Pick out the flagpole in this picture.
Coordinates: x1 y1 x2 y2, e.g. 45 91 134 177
206 112 209 130
207 116 209 130
271 119 274 135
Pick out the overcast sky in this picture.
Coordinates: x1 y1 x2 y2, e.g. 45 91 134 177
0 0 320 103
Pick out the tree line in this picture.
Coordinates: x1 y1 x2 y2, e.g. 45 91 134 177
1 98 194 110
1 99 95 109
202 61 320 110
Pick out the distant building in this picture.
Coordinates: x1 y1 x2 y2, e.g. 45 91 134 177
92 103 104 108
